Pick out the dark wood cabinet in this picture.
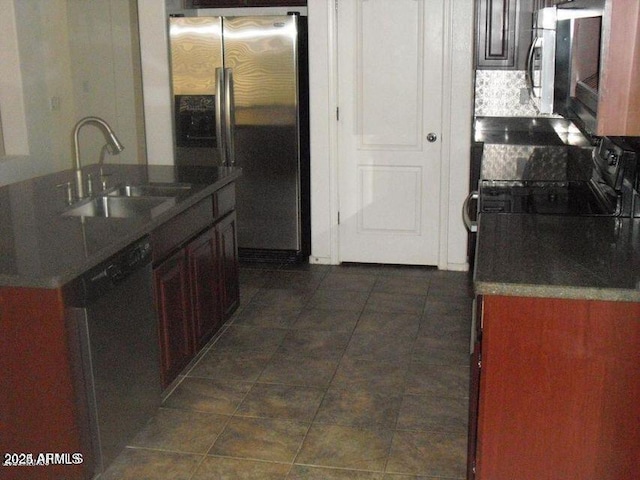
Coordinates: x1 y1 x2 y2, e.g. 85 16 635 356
469 295 640 479
152 183 240 387
154 249 194 387
187 227 222 352
188 0 306 7
2 176 241 478
216 211 239 318
475 0 568 70
475 0 533 70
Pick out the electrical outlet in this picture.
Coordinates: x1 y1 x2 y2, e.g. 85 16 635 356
519 88 530 105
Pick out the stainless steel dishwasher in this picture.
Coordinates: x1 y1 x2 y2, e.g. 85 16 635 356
66 236 160 477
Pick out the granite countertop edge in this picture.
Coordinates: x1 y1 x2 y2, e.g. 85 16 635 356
0 167 242 290
474 280 640 303
473 214 640 304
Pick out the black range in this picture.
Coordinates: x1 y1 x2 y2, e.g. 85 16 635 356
478 137 639 218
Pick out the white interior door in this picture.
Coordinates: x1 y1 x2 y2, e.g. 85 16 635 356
337 0 444 265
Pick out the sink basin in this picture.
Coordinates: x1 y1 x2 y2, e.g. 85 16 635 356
106 183 192 198
63 195 175 218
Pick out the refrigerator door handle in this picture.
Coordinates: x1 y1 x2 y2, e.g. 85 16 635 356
224 68 236 166
215 67 226 165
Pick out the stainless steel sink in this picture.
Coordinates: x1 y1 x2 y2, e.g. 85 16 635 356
105 183 192 198
63 195 175 218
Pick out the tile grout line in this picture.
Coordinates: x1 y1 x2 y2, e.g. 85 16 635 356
287 271 376 472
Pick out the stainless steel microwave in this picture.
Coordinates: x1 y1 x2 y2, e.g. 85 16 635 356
526 7 557 114
553 0 606 134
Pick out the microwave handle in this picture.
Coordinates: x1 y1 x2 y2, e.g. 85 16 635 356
526 36 539 100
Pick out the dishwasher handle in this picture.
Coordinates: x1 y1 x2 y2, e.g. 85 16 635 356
463 191 479 233
82 237 152 302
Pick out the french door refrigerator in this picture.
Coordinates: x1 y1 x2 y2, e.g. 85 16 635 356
169 14 308 261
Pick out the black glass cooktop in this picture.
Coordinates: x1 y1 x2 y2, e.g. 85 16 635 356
479 180 619 216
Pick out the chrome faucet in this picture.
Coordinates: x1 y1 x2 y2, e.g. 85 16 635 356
72 116 124 199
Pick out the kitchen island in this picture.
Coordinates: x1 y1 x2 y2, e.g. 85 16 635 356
468 213 640 480
0 164 241 480
0 164 240 288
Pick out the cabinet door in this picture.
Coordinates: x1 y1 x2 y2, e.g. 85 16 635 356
476 0 533 70
596 2 640 136
154 250 193 387
467 297 483 480
216 212 240 319
476 296 640 479
187 227 223 351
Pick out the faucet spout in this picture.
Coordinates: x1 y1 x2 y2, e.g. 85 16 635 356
72 116 124 198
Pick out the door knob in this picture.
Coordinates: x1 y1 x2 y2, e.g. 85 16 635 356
427 133 438 143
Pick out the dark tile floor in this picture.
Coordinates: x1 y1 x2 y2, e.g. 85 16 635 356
103 263 473 480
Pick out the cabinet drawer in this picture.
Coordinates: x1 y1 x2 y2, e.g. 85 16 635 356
152 197 214 263
213 183 236 220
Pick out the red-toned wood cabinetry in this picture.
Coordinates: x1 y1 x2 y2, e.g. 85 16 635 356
153 184 239 388
154 249 194 386
188 227 223 352
468 295 640 480
217 211 239 318
592 1 640 136
1 180 239 479
1 288 87 480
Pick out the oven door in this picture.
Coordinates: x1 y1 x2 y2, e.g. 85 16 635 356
463 191 479 233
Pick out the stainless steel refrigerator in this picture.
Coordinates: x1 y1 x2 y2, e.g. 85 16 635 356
169 14 308 261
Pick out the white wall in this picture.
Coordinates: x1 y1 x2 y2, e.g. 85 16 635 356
0 0 29 157
0 0 145 187
68 1 146 166
138 0 175 165
307 0 337 264
440 0 474 271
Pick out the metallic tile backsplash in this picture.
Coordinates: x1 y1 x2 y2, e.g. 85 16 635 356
481 144 569 180
475 70 545 117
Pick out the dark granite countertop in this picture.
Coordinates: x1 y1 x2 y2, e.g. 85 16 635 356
474 214 640 302
0 164 241 289
474 116 592 147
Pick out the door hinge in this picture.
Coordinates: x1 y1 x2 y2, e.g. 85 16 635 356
337 211 340 225
336 107 340 121
477 352 482 370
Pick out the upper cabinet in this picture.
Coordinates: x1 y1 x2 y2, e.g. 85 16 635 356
594 1 640 136
475 0 561 70
476 0 531 69
187 0 306 7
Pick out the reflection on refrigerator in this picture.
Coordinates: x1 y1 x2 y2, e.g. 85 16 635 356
168 13 309 262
